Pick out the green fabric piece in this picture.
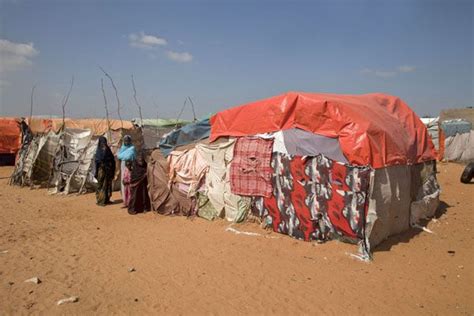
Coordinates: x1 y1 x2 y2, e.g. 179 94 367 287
233 197 251 223
132 118 192 128
197 193 220 221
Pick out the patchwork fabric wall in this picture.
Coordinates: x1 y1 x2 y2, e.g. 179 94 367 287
254 153 372 243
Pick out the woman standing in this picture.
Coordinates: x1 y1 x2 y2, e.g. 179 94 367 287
128 153 151 215
95 136 116 206
117 135 136 207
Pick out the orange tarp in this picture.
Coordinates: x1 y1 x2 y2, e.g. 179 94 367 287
0 117 21 154
27 118 134 135
210 92 436 169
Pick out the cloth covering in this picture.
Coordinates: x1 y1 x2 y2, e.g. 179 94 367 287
96 166 113 206
230 137 273 197
210 91 436 169
0 118 21 154
117 144 137 161
255 153 371 242
94 136 115 202
196 193 219 221
118 143 136 203
282 128 349 163
159 118 211 157
196 138 251 222
167 148 208 196
26 117 133 135
128 158 151 214
440 119 472 138
444 130 474 162
147 150 193 216
95 136 116 176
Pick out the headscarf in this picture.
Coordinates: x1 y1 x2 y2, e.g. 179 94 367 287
95 136 115 165
118 135 136 161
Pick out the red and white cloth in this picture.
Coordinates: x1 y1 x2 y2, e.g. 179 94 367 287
230 137 273 197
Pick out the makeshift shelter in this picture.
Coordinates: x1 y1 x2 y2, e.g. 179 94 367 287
48 128 99 194
421 117 439 150
10 130 61 187
10 117 143 194
146 92 439 258
438 108 474 162
0 117 22 165
158 118 211 156
132 118 191 151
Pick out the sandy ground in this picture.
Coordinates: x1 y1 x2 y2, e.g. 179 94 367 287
0 162 472 315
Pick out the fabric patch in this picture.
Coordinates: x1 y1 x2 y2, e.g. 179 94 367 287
196 138 251 222
256 153 371 242
230 137 273 197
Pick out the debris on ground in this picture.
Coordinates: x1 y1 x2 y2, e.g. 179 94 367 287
57 296 79 305
24 277 41 284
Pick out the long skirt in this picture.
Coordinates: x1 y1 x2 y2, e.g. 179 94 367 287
128 177 151 215
96 166 113 206
121 160 131 206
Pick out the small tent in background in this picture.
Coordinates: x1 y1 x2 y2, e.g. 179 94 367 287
0 117 22 166
131 118 191 152
438 108 474 162
10 117 143 194
421 117 439 150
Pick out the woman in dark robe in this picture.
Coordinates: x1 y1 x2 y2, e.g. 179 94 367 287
127 153 151 214
95 136 116 206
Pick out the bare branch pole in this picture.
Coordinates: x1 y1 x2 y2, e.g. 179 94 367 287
175 97 188 127
101 78 112 139
99 66 123 129
187 96 197 122
131 74 144 127
29 84 37 121
61 75 74 129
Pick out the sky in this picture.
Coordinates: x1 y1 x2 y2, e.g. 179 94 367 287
0 0 472 120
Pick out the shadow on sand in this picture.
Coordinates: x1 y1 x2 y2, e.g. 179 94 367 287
373 200 450 253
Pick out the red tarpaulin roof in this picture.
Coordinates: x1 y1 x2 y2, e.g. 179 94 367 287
0 117 21 154
210 92 436 168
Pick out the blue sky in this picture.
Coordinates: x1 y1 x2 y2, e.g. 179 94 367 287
0 0 472 120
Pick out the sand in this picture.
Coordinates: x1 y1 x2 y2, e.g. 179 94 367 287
0 162 472 315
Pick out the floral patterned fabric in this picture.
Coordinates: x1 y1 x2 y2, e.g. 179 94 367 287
255 153 371 242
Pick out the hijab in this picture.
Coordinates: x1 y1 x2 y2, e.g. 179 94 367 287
118 135 136 161
95 136 115 164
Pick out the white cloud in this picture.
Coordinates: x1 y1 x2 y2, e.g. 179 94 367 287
0 38 39 72
129 32 167 49
361 65 416 78
166 50 193 63
397 65 416 73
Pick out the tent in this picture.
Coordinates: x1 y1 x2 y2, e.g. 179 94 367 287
48 128 99 194
0 117 22 165
131 118 191 151
10 117 143 194
421 117 439 150
158 118 211 156
438 108 474 162
148 92 439 259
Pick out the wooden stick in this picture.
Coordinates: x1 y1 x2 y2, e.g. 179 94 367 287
99 66 123 129
61 76 74 129
101 78 112 140
131 74 144 127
